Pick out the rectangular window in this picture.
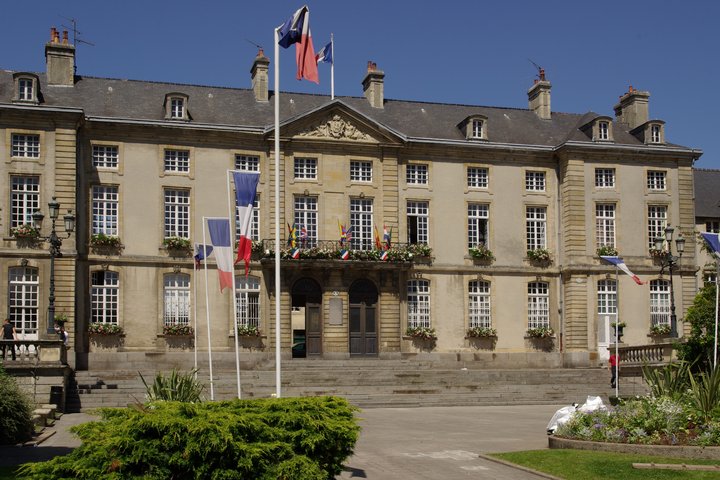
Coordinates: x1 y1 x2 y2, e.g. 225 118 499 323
235 154 260 172
525 171 546 191
468 280 491 328
164 149 190 173
597 280 617 316
407 201 429 245
706 221 720 234
18 78 34 101
170 98 185 119
650 280 671 327
467 203 489 248
92 186 119 235
350 198 373 250
595 168 615 188
11 134 40 158
8 267 39 336
595 204 616 249
234 196 260 242
91 270 119 324
164 274 190 326
350 161 372 182
92 145 119 169
647 171 667 191
294 157 317 179
467 167 489 189
235 276 260 328
527 282 549 329
647 205 667 248
10 176 40 229
294 196 318 247
406 164 428 185
651 124 662 143
704 273 718 287
164 189 190 238
526 206 547 250
472 119 484 138
598 121 609 140
407 279 430 328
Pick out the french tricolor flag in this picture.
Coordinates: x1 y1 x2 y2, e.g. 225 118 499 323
208 219 234 293
232 171 260 276
340 249 350 260
278 5 319 83
701 232 720 259
380 250 388 261
600 256 646 285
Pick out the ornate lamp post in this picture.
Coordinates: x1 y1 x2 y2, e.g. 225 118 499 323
32 197 75 336
653 227 685 337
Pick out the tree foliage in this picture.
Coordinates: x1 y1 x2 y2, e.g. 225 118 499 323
0 366 34 445
17 396 360 479
676 284 719 371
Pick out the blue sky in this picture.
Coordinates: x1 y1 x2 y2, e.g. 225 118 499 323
3 0 718 169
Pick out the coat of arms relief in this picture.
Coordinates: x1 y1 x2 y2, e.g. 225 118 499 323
296 114 375 142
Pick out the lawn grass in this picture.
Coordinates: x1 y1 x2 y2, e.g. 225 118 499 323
492 449 720 480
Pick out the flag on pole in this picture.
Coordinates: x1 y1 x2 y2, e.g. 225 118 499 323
339 221 352 246
290 248 301 259
701 232 720 258
600 256 646 285
340 249 350 260
287 223 298 248
232 172 260 275
299 225 308 246
194 243 214 269
383 225 392 249
380 250 389 261
277 5 319 83
374 225 382 250
208 219 234 293
316 40 333 64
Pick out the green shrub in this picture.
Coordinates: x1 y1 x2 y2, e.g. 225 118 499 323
641 361 691 399
139 369 205 403
18 396 360 479
0 367 34 445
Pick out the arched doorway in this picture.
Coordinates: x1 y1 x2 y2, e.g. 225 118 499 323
349 279 378 356
291 278 322 357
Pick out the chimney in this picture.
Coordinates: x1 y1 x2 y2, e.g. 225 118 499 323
45 27 75 86
613 85 650 129
362 61 384 108
250 49 270 102
527 68 551 119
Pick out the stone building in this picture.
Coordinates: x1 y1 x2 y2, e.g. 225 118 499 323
0 29 704 371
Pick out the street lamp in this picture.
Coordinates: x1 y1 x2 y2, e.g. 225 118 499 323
653 226 685 337
32 197 75 336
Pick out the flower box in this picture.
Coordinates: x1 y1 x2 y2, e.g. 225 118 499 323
526 326 554 339
526 248 551 263
237 325 261 337
596 245 618 257
88 323 124 336
11 224 40 239
469 245 495 262
163 324 194 336
163 236 192 251
90 233 122 248
466 326 497 338
405 326 437 341
649 324 672 336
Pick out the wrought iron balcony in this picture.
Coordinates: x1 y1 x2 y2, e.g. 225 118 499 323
253 239 432 262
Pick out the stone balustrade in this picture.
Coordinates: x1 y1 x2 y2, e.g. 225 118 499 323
616 342 677 376
0 339 67 365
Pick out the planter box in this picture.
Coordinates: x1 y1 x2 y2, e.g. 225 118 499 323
465 336 497 350
164 335 194 350
524 335 555 352
401 336 436 353
89 334 125 352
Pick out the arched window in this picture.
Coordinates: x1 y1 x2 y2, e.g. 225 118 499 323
468 280 491 328
164 274 190 326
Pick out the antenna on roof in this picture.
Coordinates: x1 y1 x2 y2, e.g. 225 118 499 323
60 16 95 73
528 59 546 81
245 38 264 50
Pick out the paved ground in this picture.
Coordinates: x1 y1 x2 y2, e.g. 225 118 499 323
1 404 563 479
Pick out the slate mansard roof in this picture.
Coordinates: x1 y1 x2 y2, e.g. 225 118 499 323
694 169 720 219
0 69 697 153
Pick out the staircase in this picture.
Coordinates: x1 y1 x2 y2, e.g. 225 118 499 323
66 359 647 412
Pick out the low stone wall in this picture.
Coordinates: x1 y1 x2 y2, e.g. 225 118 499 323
549 435 720 460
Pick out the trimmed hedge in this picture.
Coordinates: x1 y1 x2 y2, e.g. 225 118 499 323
0 367 34 445
18 396 360 479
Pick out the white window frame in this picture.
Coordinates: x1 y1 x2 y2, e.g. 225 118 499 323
164 149 190 173
91 186 119 236
17 77 35 101
706 221 720 234
647 205 667 248
407 279 430 329
595 204 616 249
294 157 317 180
650 279 671 327
472 119 484 139
170 97 185 119
468 280 491 328
467 203 489 249
350 198 374 250
11 134 40 158
594 168 615 188
467 167 489 189
406 164 429 185
526 206 547 250
647 171 667 191
597 279 617 316
10 176 40 229
92 145 119 169
527 282 550 329
91 270 119 325
294 196 318 247
235 276 261 328
235 154 260 172
525 171 546 191
164 189 190 238
350 160 373 182
236 196 260 242
8 266 39 337
650 124 662 143
163 274 190 326
407 201 429 245
598 121 609 140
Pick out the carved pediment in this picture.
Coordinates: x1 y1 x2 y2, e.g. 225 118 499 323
296 114 377 142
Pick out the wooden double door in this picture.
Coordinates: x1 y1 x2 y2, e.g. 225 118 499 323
349 279 378 356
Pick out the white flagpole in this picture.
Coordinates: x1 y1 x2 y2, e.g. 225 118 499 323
330 33 334 100
615 265 620 398
714 261 719 369
193 252 198 376
227 173 242 399
202 219 215 400
274 26 282 398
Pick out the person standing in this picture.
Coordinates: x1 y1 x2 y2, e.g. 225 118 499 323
1 318 17 361
609 351 619 389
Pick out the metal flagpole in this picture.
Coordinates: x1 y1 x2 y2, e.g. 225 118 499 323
615 265 620 398
714 261 719 369
202 219 215 400
193 253 198 376
274 26 282 398
330 33 334 100
226 173 242 399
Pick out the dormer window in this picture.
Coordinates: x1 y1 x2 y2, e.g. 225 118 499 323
592 117 613 142
650 124 663 144
165 93 189 120
13 73 39 103
461 115 488 141
598 121 609 140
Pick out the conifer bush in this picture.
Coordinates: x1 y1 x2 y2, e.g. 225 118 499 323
0 367 34 445
18 396 360 479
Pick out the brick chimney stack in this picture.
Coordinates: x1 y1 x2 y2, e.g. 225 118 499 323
45 27 75 86
362 61 385 109
613 85 650 129
250 48 270 102
528 68 551 120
